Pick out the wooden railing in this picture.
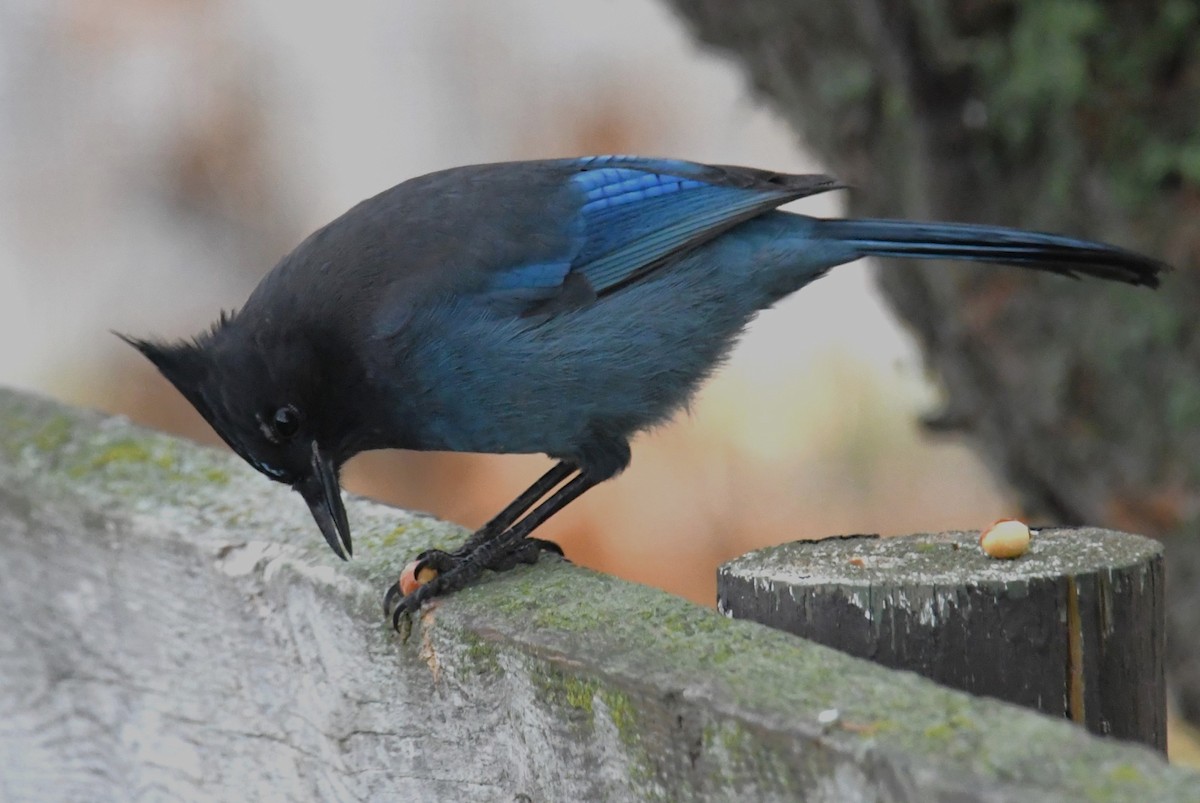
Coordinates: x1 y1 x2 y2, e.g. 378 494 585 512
0 388 1195 801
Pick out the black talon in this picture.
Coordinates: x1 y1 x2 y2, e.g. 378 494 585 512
527 537 564 558
382 581 404 617
391 583 431 630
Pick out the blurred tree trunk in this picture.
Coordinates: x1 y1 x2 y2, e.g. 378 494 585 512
666 0 1200 724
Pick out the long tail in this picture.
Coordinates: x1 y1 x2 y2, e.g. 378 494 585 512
811 218 1167 288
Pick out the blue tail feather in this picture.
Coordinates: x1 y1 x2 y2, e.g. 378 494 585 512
811 218 1166 288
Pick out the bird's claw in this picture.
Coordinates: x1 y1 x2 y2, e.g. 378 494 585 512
382 572 443 633
388 581 436 632
382 537 566 631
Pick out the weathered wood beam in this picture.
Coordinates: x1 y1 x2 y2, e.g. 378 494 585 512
1 388 1196 801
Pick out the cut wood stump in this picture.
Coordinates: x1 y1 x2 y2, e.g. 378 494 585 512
717 529 1166 752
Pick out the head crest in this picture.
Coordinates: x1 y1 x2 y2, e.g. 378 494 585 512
114 310 244 440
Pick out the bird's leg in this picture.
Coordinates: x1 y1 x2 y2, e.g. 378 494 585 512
387 472 599 629
454 461 577 555
380 462 577 617
408 461 578 577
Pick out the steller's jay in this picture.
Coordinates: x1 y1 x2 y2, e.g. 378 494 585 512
122 156 1167 628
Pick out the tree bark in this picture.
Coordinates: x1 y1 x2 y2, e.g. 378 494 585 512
665 0 1200 722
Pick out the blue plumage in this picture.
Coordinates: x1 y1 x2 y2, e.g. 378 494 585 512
476 157 834 308
123 155 1167 622
486 260 570 291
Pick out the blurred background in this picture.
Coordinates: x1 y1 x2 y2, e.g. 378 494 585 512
7 0 1200 767
0 0 1010 606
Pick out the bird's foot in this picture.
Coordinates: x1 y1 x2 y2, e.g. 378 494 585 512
383 537 565 631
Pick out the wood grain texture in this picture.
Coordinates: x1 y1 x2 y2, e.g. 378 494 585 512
1 387 1198 801
718 531 1166 750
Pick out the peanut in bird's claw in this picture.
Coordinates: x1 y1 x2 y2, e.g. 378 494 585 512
398 560 439 596
979 518 1032 559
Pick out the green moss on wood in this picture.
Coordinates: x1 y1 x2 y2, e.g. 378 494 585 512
598 689 640 750
460 633 503 678
31 416 73 453
531 665 598 724
199 467 230 485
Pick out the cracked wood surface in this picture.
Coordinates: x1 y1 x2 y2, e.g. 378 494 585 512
1 387 1198 802
719 531 1166 750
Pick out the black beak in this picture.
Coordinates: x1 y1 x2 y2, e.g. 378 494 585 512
295 441 352 560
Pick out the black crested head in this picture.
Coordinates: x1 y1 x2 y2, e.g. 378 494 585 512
118 312 314 482
118 312 356 560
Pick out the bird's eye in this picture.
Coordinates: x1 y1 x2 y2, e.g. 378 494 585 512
271 405 303 441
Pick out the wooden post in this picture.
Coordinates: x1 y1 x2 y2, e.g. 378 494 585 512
717 529 1166 752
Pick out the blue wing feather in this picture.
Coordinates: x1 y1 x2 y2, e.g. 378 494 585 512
575 185 780 292
484 156 841 312
568 157 838 296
